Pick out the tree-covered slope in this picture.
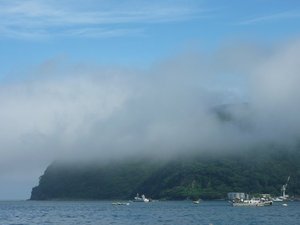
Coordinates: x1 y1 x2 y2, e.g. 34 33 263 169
31 159 162 200
31 146 300 200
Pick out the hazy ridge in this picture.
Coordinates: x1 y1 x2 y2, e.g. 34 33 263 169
31 145 300 200
30 105 300 200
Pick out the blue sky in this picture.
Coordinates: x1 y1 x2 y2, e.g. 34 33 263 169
0 0 300 200
1 0 300 79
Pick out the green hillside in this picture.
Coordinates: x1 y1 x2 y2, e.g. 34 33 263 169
31 146 300 200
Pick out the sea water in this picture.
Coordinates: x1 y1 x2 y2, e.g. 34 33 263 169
0 200 299 225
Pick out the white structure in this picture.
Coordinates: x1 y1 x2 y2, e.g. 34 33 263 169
272 176 291 201
133 193 149 202
281 176 290 199
227 192 249 201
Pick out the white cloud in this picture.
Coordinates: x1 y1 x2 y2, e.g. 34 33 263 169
1 39 300 198
0 0 206 39
238 11 300 25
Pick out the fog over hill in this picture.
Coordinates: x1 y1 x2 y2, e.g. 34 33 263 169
1 40 300 198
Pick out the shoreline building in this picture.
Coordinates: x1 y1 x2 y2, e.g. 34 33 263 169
227 192 249 201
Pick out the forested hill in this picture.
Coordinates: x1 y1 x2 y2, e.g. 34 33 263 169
31 146 300 200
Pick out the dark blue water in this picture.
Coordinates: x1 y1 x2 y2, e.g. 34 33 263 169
0 200 299 225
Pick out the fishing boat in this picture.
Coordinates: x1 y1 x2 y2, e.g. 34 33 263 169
260 198 273 206
272 176 290 202
193 199 200 204
133 193 150 203
272 197 283 202
231 196 273 207
231 198 265 207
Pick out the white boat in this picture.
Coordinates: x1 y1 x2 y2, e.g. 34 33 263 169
232 198 272 207
272 197 283 202
232 199 263 207
133 193 149 203
260 198 273 206
193 199 201 204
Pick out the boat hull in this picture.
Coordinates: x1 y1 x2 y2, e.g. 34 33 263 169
231 199 272 207
232 202 265 207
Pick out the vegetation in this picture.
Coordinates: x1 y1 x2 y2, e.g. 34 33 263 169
31 145 300 200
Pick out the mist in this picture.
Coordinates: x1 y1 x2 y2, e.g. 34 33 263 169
1 39 300 198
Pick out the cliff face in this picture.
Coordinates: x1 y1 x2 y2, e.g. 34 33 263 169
31 147 300 200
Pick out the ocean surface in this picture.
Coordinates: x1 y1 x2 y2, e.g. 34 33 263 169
0 200 299 225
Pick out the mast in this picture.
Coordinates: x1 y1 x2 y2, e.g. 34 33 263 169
281 176 290 198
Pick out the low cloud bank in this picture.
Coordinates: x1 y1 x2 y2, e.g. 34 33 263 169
1 40 300 174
